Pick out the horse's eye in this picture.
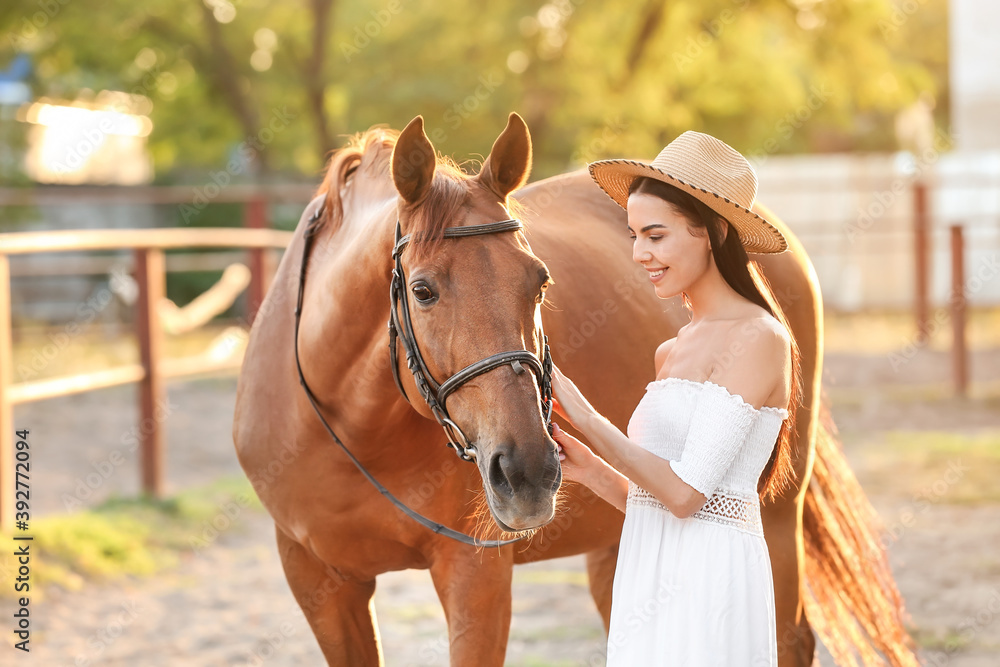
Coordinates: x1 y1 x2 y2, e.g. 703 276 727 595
412 284 435 303
536 286 547 305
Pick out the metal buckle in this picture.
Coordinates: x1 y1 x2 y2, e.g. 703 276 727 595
440 417 477 461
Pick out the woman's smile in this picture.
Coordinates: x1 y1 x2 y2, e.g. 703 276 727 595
648 267 668 282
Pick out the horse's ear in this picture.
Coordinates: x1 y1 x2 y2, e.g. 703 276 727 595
392 115 436 205
480 112 532 199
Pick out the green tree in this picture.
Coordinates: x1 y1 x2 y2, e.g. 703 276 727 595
0 0 948 182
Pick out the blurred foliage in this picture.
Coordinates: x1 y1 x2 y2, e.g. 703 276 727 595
0 106 31 185
848 429 1000 505
0 0 949 181
0 475 262 598
156 201 241 310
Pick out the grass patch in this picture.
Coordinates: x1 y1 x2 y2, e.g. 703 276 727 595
382 602 445 622
827 384 990 406
0 475 262 599
510 624 604 643
910 625 975 653
883 430 1000 460
849 430 1000 504
824 307 1000 354
514 569 590 586
512 659 588 667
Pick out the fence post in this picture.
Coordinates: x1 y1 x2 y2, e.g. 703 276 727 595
0 253 13 532
950 225 968 397
914 181 931 343
134 248 166 497
245 197 272 326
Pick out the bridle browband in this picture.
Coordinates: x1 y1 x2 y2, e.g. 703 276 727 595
293 196 555 548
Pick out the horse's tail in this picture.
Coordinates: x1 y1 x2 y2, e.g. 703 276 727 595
801 402 920 666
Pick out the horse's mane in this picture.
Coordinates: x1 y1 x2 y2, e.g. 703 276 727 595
315 126 515 261
314 126 398 232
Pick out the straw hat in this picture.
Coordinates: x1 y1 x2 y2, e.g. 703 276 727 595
588 131 787 254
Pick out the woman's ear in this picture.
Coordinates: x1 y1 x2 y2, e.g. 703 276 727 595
717 217 729 244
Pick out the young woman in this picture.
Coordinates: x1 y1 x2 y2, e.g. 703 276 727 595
549 131 801 666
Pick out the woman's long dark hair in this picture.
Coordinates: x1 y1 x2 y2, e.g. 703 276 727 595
629 177 802 502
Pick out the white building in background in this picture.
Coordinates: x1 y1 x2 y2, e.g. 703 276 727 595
755 148 1000 311
17 91 154 185
950 0 1000 151
753 0 1000 312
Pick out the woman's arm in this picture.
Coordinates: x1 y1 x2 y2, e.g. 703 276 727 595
589 464 631 513
580 412 707 518
550 325 789 516
550 367 706 518
574 451 632 514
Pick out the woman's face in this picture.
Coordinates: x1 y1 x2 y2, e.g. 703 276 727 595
626 191 714 299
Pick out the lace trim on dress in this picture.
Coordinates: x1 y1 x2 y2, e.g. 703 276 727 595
646 376 789 419
627 484 764 537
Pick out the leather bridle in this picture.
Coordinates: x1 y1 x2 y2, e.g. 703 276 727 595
388 217 555 462
292 196 555 548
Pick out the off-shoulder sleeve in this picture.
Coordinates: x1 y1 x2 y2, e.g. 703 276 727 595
668 384 758 497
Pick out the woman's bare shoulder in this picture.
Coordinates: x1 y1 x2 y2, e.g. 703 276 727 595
709 314 791 409
728 313 790 349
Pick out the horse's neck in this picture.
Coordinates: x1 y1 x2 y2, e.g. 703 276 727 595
297 202 405 434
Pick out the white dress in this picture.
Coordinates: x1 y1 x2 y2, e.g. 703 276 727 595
606 377 788 667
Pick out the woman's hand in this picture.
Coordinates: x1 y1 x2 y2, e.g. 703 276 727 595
552 422 603 486
549 363 599 430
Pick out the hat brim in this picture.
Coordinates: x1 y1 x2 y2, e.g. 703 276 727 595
588 159 788 254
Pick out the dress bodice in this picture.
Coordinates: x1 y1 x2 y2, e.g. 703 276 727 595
627 377 787 495
625 377 788 534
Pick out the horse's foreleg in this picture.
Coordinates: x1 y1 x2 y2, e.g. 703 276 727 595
763 501 816 667
275 524 383 666
429 545 513 667
585 542 620 633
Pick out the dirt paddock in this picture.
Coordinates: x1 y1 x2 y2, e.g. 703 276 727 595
3 345 999 665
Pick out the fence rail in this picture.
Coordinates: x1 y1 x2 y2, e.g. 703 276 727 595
0 227 292 254
0 184 316 206
0 226 294 532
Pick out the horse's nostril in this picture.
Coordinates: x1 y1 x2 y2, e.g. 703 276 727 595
489 452 514 499
488 443 562 502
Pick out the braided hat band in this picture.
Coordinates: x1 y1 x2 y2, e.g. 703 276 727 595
589 131 787 254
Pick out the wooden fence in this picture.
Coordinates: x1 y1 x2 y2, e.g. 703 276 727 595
0 186 308 532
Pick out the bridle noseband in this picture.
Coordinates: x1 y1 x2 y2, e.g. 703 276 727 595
388 217 555 462
292 196 555 548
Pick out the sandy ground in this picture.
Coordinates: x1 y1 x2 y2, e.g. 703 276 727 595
2 347 1000 665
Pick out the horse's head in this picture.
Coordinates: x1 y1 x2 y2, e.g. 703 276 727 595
390 112 560 532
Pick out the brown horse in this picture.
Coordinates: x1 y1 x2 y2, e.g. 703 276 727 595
233 113 917 666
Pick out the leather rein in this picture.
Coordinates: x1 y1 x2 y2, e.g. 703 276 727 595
293 198 555 548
